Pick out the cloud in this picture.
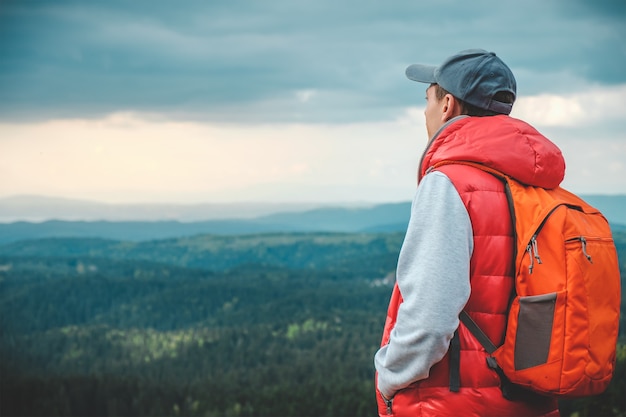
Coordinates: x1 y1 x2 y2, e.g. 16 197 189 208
0 0 624 205
296 90 317 103
0 112 423 203
558 138 626 194
1 0 625 123
511 84 626 128
2 86 624 206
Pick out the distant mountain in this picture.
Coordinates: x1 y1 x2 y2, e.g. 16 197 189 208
254 203 410 231
0 195 623 244
0 203 410 244
0 219 285 245
0 195 346 222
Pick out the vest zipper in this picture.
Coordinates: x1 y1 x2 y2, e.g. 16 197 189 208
381 394 393 415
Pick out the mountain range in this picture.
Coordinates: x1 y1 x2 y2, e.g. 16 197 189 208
0 194 624 244
0 195 365 222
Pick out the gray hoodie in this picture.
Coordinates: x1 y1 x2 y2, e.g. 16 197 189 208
374 169 473 397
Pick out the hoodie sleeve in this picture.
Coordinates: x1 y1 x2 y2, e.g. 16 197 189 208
374 170 473 398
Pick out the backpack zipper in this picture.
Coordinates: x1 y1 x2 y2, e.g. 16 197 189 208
528 234 596 274
525 204 584 274
566 236 594 263
581 237 593 263
526 236 543 274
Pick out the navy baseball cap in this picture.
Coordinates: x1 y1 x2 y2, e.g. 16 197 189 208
406 49 516 115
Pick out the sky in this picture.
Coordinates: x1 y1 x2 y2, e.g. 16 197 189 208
1 0 625 205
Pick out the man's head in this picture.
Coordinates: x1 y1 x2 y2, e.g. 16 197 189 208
406 49 516 138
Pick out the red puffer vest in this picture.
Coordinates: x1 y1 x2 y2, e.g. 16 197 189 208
376 116 563 417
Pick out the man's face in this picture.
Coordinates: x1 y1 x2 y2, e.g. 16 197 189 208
424 84 445 140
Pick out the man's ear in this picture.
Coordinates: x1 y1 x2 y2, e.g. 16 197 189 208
441 94 463 122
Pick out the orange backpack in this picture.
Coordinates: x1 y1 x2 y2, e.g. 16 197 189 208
440 161 621 398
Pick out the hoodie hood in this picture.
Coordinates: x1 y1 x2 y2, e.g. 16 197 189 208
419 115 565 189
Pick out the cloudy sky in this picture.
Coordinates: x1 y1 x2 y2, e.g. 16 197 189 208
1 0 625 205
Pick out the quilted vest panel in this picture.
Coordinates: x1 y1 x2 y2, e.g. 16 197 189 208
377 164 558 416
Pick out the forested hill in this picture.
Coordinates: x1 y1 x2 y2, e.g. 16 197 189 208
0 258 392 416
0 232 405 275
1 232 624 416
0 232 404 416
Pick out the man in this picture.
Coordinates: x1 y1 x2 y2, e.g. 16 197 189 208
374 49 561 416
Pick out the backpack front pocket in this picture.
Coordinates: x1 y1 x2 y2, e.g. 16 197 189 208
515 292 558 370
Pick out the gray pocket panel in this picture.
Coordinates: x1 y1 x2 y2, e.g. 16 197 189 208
514 292 557 370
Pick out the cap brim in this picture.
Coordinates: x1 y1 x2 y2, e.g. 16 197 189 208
405 64 437 83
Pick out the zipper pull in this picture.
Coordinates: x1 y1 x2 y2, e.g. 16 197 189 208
531 236 542 265
385 397 393 415
527 243 534 274
381 393 393 415
581 237 593 263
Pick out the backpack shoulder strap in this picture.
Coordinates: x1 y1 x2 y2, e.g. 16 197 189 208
459 310 497 354
431 160 564 269
434 161 512 391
